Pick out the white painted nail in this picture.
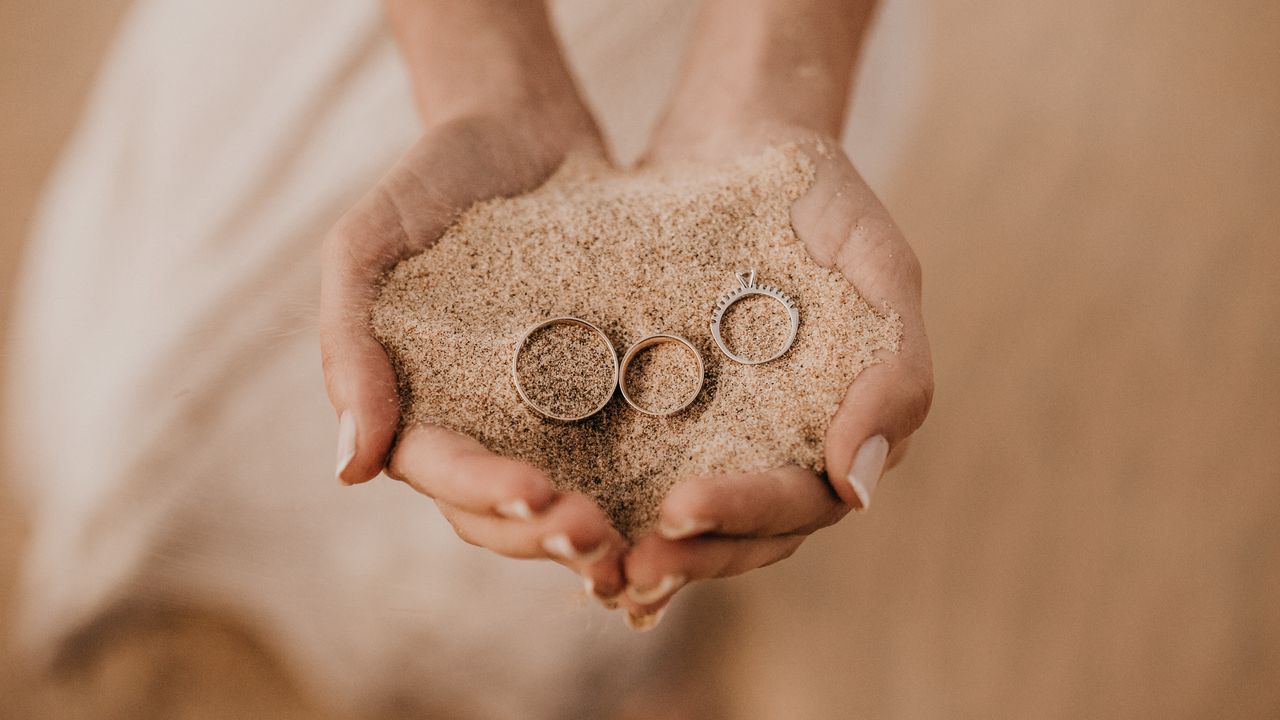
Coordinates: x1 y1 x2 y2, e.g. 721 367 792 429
625 605 668 632
335 410 356 483
541 533 608 564
496 499 535 520
626 574 687 605
658 517 715 540
847 435 889 511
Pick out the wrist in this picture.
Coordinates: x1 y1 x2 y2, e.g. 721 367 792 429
385 0 591 131
650 0 875 154
405 44 588 130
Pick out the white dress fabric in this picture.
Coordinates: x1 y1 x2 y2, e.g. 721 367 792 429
3 0 922 716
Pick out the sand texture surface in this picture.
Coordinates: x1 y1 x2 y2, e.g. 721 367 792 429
372 147 900 536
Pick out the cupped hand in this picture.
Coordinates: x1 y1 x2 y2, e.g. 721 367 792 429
320 106 630 598
616 127 934 626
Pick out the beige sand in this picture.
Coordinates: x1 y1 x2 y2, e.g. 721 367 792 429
372 147 900 536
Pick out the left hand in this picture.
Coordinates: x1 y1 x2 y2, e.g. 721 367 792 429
615 125 934 628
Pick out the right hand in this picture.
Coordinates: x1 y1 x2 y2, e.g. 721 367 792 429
319 104 631 601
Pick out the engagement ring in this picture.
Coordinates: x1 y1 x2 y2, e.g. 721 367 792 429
709 269 800 365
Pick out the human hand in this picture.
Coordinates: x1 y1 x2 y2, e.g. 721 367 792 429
614 0 933 626
321 2 631 598
614 129 932 625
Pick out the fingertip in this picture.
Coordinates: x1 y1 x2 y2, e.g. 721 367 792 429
495 498 536 521
338 406 399 485
583 548 627 605
826 461 865 507
495 462 557 514
850 434 889 511
622 534 678 590
625 573 687 606
656 514 717 541
334 402 399 485
825 353 932 506
656 476 724 535
624 603 670 632
539 496 627 568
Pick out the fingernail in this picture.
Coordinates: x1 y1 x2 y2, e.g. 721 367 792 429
625 605 668 632
625 574 687 605
657 517 715 540
496 499 535 520
847 435 889 511
542 533 609 565
335 410 356 484
583 577 620 609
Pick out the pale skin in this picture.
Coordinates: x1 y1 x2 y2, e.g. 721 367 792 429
320 0 933 628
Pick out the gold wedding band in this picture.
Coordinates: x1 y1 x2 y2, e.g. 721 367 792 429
618 333 705 417
511 316 619 422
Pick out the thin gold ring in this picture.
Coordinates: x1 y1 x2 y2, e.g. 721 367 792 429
618 333 705 417
511 317 618 422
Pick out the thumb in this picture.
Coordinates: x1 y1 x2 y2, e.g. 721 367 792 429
793 150 934 511
821 230 933 509
825 341 933 510
320 201 408 485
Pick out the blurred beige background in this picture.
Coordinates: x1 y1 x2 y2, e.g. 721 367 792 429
2 0 1278 718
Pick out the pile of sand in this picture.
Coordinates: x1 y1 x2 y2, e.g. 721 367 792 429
371 146 899 537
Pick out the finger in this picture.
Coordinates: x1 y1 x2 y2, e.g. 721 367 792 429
435 494 628 599
320 196 417 486
824 341 932 510
656 466 846 540
622 534 805 611
388 424 556 517
535 494 629 603
792 152 933 510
